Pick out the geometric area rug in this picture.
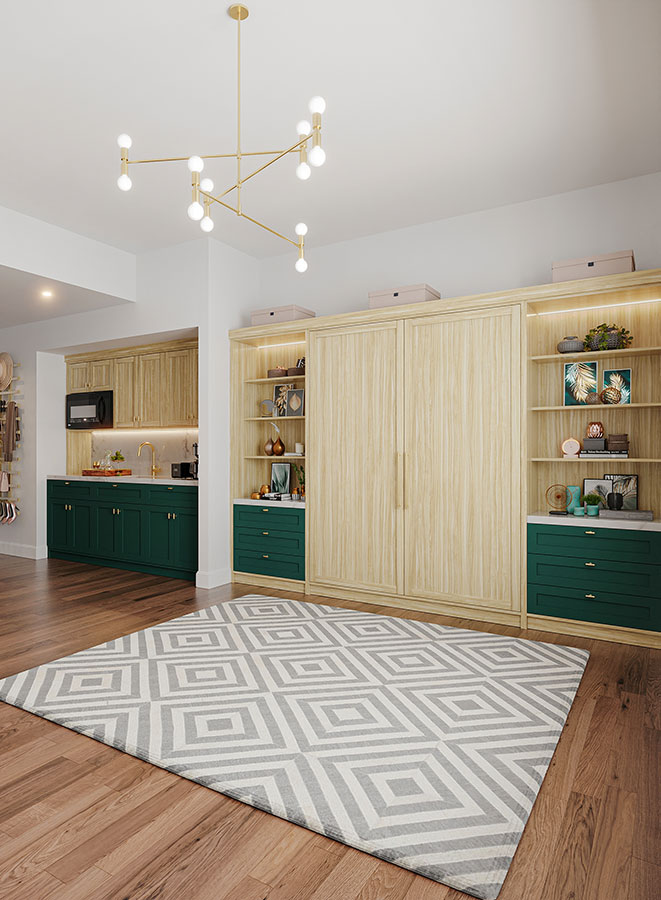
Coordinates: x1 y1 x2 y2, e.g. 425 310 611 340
0 596 589 900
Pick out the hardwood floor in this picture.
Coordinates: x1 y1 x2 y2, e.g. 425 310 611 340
0 554 658 900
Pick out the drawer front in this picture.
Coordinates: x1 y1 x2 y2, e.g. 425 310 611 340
233 505 305 533
528 524 661 565
528 583 660 632
234 526 304 556
234 548 305 581
528 553 661 599
95 483 147 504
148 485 199 509
47 480 94 500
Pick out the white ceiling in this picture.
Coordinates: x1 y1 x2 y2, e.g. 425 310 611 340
0 265 129 328
1 0 660 259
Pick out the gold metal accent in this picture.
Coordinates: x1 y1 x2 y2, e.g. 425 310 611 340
585 562 596 567
172 513 177 520
585 530 596 534
585 593 596 598
137 441 158 478
228 4 249 21
262 508 269 512
262 531 269 535
263 554 269 558
167 512 171 520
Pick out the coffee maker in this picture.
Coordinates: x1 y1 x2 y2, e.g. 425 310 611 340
171 443 199 480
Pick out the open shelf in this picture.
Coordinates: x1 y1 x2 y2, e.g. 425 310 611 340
530 345 661 363
244 416 305 421
245 455 306 460
530 402 661 411
244 375 306 384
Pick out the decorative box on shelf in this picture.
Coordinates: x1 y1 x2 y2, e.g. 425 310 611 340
250 305 315 326
368 283 440 309
551 250 635 283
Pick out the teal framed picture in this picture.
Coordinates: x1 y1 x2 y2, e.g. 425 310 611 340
603 368 631 404
564 361 597 406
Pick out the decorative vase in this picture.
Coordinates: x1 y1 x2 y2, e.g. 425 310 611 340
566 485 581 512
557 336 584 353
586 392 602 405
586 421 604 438
587 505 600 517
588 328 621 350
272 437 285 456
607 492 623 510
573 507 585 517
264 437 274 456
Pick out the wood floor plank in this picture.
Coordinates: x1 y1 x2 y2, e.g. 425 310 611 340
250 828 316 885
305 848 380 900
628 857 661 900
353 864 415 900
402 875 452 899
218 875 271 900
583 786 636 900
262 843 340 900
539 791 600 900
633 726 660 865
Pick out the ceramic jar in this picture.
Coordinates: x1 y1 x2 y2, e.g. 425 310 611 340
557 336 584 353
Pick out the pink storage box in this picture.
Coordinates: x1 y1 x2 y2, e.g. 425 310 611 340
368 283 440 309
552 250 635 283
250 304 315 326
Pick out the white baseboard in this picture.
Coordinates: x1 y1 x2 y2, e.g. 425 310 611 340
0 542 48 560
196 567 232 589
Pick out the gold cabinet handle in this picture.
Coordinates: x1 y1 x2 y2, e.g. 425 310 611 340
167 512 171 519
262 531 269 535
172 513 176 520
112 508 115 514
585 562 596 567
584 530 596 535
262 508 269 512
65 481 70 485
262 554 269 558
167 487 173 490
585 593 595 599
116 508 120 515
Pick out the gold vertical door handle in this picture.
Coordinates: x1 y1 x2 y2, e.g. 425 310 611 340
395 452 403 509
585 562 596 567
167 513 171 520
172 513 176 520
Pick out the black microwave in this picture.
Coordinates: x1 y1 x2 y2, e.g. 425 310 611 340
66 391 114 429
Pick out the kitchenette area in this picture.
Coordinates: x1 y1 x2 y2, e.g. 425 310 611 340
48 337 199 580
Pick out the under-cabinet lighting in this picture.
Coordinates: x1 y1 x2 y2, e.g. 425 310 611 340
91 428 199 436
257 340 306 349
527 297 661 317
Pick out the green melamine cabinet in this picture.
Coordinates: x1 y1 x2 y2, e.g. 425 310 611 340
233 503 305 581
47 480 198 580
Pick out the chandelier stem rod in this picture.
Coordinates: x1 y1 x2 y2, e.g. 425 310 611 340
236 10 242 215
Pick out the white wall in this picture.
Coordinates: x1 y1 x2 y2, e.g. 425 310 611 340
256 173 661 322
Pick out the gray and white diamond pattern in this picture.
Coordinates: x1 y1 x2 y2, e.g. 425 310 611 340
0 596 588 900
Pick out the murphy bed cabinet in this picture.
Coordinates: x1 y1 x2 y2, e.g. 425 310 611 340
230 269 661 649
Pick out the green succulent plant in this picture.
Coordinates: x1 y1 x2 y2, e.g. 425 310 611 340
581 493 604 506
584 323 632 351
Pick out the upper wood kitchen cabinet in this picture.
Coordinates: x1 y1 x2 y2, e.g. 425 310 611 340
163 348 198 426
67 358 114 392
137 353 163 427
113 356 137 427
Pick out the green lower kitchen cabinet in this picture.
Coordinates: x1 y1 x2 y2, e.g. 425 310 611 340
47 480 198 580
233 503 305 581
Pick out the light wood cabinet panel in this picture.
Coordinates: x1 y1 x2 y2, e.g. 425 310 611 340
89 359 114 390
113 356 137 427
67 362 90 393
137 353 162 427
163 349 197 426
308 322 404 595
403 306 521 611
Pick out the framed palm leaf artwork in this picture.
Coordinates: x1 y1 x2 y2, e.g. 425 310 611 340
602 368 631 404
564 361 598 406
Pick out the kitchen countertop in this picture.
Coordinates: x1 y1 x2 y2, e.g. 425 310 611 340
48 475 198 487
234 498 305 509
528 513 659 532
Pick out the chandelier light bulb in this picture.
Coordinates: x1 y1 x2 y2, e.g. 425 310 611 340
296 119 311 136
117 173 133 192
117 133 132 149
295 258 308 274
308 96 326 115
187 201 204 221
296 162 311 181
308 145 326 167
295 222 308 236
200 215 214 233
200 177 214 192
187 156 205 173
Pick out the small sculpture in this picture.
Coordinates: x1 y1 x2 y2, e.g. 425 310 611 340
586 422 604 439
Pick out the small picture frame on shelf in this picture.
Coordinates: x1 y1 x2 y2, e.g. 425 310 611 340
602 368 631 404
273 383 294 416
581 478 611 505
604 473 638 509
271 461 291 494
564 361 598 406
285 389 305 417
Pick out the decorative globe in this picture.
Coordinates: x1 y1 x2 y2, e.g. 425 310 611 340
586 421 605 438
600 387 622 405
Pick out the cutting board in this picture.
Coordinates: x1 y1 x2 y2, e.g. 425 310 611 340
81 469 133 477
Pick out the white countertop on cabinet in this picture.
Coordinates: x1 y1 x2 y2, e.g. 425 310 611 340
528 513 660 532
234 498 305 509
48 475 198 487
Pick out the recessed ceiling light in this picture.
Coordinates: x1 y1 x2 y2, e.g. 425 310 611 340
41 290 53 298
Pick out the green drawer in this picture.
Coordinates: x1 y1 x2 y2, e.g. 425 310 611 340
234 525 304 556
528 523 661 565
95 482 147 504
47 480 95 500
233 504 305 533
528 583 660 632
234 547 305 581
528 553 661 599
147 484 199 509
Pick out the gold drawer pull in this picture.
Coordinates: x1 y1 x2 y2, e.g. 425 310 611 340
262 508 269 512
584 530 596 535
262 531 269 535
585 562 596 567
167 512 171 519
263 554 269 559
585 593 595 599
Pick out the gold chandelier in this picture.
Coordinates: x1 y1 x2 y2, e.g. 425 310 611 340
116 3 326 273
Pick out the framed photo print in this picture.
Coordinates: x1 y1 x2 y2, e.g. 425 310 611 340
273 383 294 417
564 361 598 406
286 388 305 417
604 473 638 509
602 368 631 404
270 462 291 494
581 478 611 505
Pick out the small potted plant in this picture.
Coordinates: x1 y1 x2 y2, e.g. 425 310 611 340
292 463 305 499
581 493 603 517
584 323 632 351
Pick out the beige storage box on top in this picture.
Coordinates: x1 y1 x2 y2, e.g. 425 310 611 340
552 250 635 283
250 304 316 326
368 283 441 309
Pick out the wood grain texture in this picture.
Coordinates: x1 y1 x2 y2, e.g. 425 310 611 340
113 355 137 428
163 348 198 426
404 305 521 611
0 555 659 900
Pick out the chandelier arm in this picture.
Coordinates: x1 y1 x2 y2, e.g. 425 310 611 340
238 211 298 248
214 133 313 201
129 148 303 166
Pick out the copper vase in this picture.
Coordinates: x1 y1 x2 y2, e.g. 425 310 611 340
272 437 285 456
264 437 274 456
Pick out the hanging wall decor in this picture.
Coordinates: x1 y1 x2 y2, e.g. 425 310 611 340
564 361 598 406
602 368 631 404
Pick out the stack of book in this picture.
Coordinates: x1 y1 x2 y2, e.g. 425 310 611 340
579 450 629 459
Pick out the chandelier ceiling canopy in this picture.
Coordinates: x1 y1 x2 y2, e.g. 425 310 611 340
116 3 326 273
